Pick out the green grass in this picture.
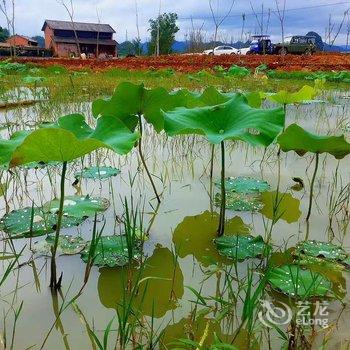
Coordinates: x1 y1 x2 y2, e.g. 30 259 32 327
1 62 350 106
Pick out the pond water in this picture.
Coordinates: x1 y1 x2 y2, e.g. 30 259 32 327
0 92 349 349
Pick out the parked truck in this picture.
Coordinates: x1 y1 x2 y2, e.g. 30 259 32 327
274 36 317 55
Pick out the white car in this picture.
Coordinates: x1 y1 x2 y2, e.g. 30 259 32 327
203 46 238 56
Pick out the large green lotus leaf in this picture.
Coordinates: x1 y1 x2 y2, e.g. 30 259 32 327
172 211 250 267
215 235 270 261
32 235 87 256
164 94 285 146
187 86 233 107
278 123 350 159
81 235 141 267
267 264 332 298
295 240 348 262
215 192 264 211
98 246 184 318
215 176 270 194
92 82 189 132
75 166 121 180
9 115 139 166
44 195 109 218
259 191 301 223
265 85 316 105
0 131 30 168
0 207 84 239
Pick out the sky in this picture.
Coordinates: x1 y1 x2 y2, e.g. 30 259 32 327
2 0 350 44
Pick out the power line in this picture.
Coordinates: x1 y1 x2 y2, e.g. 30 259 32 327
178 1 350 20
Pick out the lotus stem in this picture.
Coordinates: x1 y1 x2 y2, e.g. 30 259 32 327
217 141 226 237
50 161 67 290
209 144 215 181
306 153 319 222
138 115 161 204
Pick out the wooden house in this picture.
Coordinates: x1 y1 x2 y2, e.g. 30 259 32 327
42 19 117 58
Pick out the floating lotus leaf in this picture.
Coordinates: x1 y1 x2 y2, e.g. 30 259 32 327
267 264 332 298
32 235 87 256
215 192 263 211
259 191 301 223
295 240 348 262
44 195 109 219
216 176 270 194
81 235 141 267
215 235 270 261
9 114 140 167
172 211 250 267
277 123 350 159
265 85 316 105
164 94 284 146
0 207 84 239
75 166 121 180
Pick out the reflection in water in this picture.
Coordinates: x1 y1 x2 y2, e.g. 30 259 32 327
172 211 250 267
260 191 301 223
161 314 260 350
98 246 184 318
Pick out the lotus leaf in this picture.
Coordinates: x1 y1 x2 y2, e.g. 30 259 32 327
32 235 87 256
227 65 251 77
9 114 140 166
267 264 332 298
44 195 109 219
215 235 270 261
216 176 270 194
277 123 350 159
164 94 284 146
0 207 83 239
215 192 263 211
265 85 316 105
295 240 348 262
92 82 189 132
75 166 121 180
0 131 30 168
81 235 141 267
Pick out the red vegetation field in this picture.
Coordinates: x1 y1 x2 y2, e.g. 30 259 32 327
13 53 350 73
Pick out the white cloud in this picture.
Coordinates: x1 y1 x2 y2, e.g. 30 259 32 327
2 0 349 44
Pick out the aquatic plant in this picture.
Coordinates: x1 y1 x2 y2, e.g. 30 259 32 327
278 123 350 220
2 113 139 289
164 93 284 236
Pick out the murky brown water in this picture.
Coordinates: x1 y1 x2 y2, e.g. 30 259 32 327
0 92 350 349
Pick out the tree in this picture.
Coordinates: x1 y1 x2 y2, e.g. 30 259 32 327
31 35 44 47
0 26 9 42
275 0 286 45
57 0 81 56
209 0 235 44
148 12 179 55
